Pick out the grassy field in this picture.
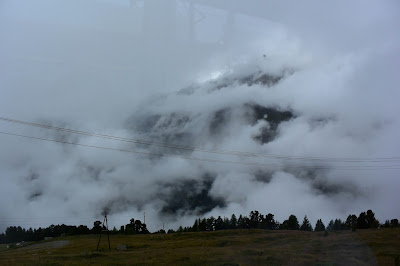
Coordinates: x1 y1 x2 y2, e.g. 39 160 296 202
0 229 399 265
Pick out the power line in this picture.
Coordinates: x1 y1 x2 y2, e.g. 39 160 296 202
1 116 399 163
0 214 144 224
0 130 399 171
0 216 130 223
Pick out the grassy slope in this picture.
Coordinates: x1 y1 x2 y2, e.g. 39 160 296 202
0 229 398 265
357 228 400 265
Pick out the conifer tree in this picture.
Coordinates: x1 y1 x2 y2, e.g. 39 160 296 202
314 219 325 231
300 216 313 231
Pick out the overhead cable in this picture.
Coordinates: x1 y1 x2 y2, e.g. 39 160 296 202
1 116 399 163
1 130 399 171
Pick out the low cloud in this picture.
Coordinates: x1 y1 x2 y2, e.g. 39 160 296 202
0 0 399 232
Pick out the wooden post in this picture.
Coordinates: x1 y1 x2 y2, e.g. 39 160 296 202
96 214 111 251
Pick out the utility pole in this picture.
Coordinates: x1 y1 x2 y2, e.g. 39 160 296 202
97 214 111 251
144 212 146 224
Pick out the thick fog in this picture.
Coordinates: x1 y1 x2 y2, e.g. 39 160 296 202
0 0 399 232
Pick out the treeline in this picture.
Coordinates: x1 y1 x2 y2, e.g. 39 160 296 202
0 224 92 244
171 209 399 233
0 217 149 244
1 210 398 244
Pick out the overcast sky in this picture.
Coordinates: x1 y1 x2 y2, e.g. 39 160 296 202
0 0 399 232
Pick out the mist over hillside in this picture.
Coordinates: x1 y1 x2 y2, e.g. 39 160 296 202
0 0 399 232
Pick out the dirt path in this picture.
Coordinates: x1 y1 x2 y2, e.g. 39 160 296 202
6 240 70 253
316 231 378 265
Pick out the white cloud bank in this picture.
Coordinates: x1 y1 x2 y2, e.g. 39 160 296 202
0 0 399 232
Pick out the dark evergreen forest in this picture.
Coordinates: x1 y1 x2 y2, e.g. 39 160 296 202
1 209 398 244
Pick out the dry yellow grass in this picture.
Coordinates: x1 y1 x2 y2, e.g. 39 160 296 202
0 229 398 265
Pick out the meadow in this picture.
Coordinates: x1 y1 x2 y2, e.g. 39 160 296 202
0 228 399 265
